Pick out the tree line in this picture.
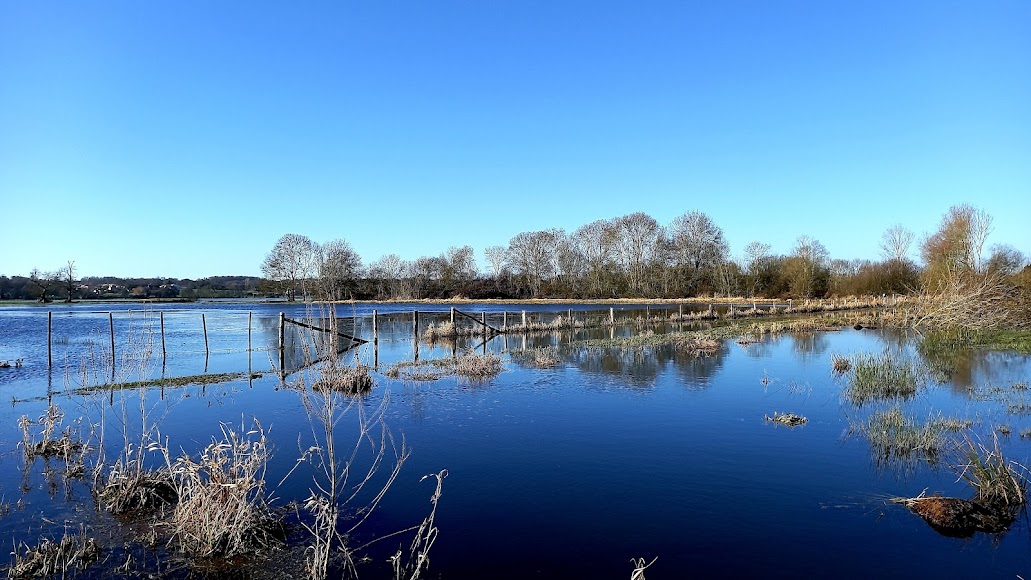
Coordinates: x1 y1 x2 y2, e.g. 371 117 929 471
261 205 1030 302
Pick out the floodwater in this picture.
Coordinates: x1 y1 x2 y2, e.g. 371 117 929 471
1 301 1030 578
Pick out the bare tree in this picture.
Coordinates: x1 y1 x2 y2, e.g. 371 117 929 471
319 239 363 301
614 212 661 296
788 235 830 298
441 245 476 292
369 254 408 299
261 233 320 301
921 205 994 290
483 245 508 286
506 229 563 297
571 219 618 297
667 211 729 295
29 269 59 303
880 224 915 263
63 260 77 303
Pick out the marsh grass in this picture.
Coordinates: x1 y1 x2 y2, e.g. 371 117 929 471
169 419 282 559
830 354 851 373
312 362 374 395
8 526 100 579
764 412 807 427
511 347 563 369
853 407 946 464
956 435 1027 510
671 336 721 356
388 470 446 580
386 351 504 382
18 405 84 465
841 353 922 405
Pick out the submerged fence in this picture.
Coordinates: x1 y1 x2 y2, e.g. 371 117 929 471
21 298 895 386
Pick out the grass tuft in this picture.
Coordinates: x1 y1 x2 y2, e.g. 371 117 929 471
9 527 100 579
842 353 922 405
169 419 282 559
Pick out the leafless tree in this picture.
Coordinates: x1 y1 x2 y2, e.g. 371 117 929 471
63 260 77 303
880 224 915 263
29 269 59 303
319 239 363 301
667 211 729 295
261 233 320 300
506 229 563 297
571 219 618 297
614 212 661 296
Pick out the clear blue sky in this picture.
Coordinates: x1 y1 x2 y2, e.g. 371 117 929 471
2 1 1028 279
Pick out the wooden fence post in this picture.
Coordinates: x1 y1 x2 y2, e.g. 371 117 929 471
450 307 455 326
503 311 508 331
109 312 115 365
609 307 614 325
202 313 209 356
246 311 251 353
522 310 527 327
161 311 167 360
372 310 378 344
481 312 487 338
278 312 285 372
47 311 53 368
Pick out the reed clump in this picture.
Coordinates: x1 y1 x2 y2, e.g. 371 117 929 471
861 407 945 462
511 347 563 369
453 351 503 378
830 354 851 373
313 362 375 395
9 527 100 579
764 412 807 427
893 435 1028 536
956 436 1027 510
168 420 282 559
18 405 84 463
841 353 922 405
671 336 721 356
386 352 504 381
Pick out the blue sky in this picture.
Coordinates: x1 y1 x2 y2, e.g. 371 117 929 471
1 1 1028 279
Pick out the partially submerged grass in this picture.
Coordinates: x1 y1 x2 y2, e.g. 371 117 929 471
9 527 100 579
841 353 922 406
892 435 1028 537
18 405 84 464
764 412 807 427
671 336 722 356
830 354 851 374
511 347 563 369
75 372 255 394
169 420 282 559
956 435 1027 509
313 363 374 395
386 352 504 382
854 407 946 464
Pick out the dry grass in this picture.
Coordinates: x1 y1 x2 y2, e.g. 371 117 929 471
511 347 563 369
830 354 851 373
9 526 100 579
389 470 446 580
313 362 375 395
168 419 282 559
956 435 1027 509
453 351 503 378
18 405 84 464
764 412 808 427
386 352 504 382
671 336 721 356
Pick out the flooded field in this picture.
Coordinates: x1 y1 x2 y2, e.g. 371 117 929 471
1 301 1030 578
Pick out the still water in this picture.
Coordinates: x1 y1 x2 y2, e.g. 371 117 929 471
1 301 1030 578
